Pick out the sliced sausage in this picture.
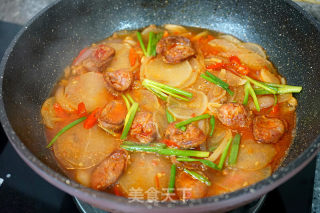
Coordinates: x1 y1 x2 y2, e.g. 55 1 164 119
165 122 206 149
156 36 195 64
175 170 208 200
105 69 133 93
253 115 285 144
217 103 251 128
75 44 115 72
98 100 127 131
130 111 157 143
90 150 127 190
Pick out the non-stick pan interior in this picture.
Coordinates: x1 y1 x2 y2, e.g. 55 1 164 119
1 0 320 212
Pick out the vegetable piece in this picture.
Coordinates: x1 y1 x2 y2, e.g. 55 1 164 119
207 166 272 192
77 102 87 117
56 72 111 112
166 108 175 123
126 93 135 105
209 116 215 137
146 32 163 57
201 71 234 95
235 139 276 171
207 129 232 162
129 48 138 66
254 84 302 94
167 89 208 119
183 169 211 186
176 157 220 170
168 164 177 193
140 57 193 88
175 114 210 129
118 153 171 196
228 133 241 165
244 76 277 94
121 94 131 111
98 123 117 137
143 79 192 98
218 137 232 169
84 107 101 129
120 144 210 157
136 31 147 56
41 97 63 128
121 102 139 140
243 81 260 111
47 116 87 148
53 102 67 118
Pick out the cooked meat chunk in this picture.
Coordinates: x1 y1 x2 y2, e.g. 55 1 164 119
130 111 157 143
253 115 285 143
165 122 206 149
156 36 195 64
105 69 133 92
74 44 115 72
218 103 251 128
175 170 208 199
98 100 127 131
90 150 127 190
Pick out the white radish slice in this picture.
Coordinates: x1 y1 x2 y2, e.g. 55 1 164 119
58 72 112 112
164 24 187 34
41 97 63 128
141 57 192 88
141 25 163 41
118 153 171 198
207 129 232 162
260 68 280 83
233 139 276 171
278 93 292 103
75 168 94 187
248 95 275 110
218 35 242 44
130 89 160 112
53 125 119 170
167 89 208 119
208 166 272 191
105 42 131 71
242 42 267 59
153 108 169 139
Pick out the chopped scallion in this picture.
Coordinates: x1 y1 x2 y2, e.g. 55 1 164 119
121 94 131 111
121 102 139 140
244 81 260 111
136 31 147 56
120 144 210 157
201 71 234 96
46 116 87 148
166 108 175 123
218 137 232 169
168 164 176 193
209 116 215 137
244 76 277 94
228 134 241 165
183 169 211 186
175 114 210 129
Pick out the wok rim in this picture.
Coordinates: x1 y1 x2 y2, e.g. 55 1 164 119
0 0 320 211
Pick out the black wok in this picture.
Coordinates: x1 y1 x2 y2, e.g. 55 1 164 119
0 0 320 212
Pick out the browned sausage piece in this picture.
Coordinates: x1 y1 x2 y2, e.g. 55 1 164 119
165 122 206 149
217 103 251 128
175 170 208 200
253 115 285 144
156 36 195 64
130 111 157 143
105 69 133 92
79 44 115 72
98 100 127 131
90 150 127 191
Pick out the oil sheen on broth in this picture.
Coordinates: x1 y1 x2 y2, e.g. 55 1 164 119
41 24 300 200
